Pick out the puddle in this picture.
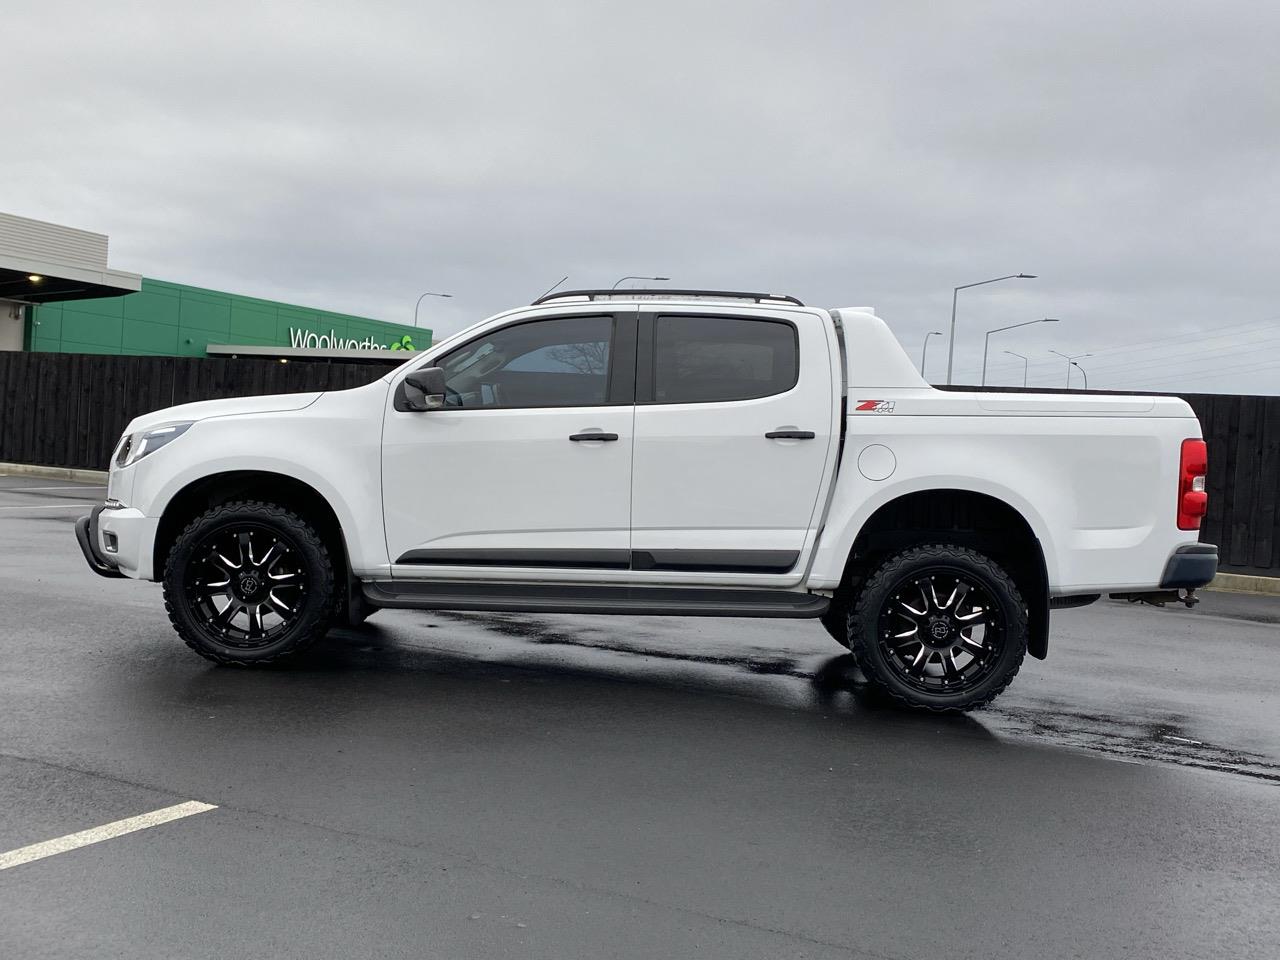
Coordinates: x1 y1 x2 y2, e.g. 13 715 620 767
434 611 1280 784
981 704 1280 783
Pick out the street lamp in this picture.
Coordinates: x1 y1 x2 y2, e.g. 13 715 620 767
611 275 670 289
920 330 943 378
413 291 452 327
1071 360 1089 390
1049 349 1092 388
945 273 1036 385
981 318 1059 386
1003 350 1029 387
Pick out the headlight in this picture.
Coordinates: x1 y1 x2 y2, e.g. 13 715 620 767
115 422 194 467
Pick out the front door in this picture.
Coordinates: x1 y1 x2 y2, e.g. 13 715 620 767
628 309 837 584
382 310 637 578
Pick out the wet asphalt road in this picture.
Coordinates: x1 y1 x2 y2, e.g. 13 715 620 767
1 475 1278 959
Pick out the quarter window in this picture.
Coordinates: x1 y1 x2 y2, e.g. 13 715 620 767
652 315 798 403
436 316 614 408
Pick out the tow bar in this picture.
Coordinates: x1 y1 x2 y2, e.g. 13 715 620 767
1109 588 1199 608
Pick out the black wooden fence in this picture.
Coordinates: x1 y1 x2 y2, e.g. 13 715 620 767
2 353 1277 573
1183 393 1280 573
0 352 399 476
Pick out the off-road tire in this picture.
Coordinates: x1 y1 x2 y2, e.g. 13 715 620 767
163 500 337 665
846 544 1027 712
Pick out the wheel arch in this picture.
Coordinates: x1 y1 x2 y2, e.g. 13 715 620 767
154 471 351 591
836 487 1051 660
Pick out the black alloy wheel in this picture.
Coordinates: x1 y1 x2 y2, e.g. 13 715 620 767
163 501 336 665
847 544 1028 711
876 568 1002 694
185 524 308 647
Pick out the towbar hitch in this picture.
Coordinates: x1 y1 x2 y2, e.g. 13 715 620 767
1109 588 1199 608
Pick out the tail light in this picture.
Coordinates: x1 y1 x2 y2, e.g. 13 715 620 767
1177 438 1208 530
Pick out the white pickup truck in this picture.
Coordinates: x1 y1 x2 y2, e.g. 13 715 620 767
77 289 1217 711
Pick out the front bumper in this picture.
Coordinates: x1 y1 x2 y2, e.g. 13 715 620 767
1159 542 1219 589
76 505 125 578
75 504 157 580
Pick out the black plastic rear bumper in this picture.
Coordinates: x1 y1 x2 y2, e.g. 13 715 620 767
75 505 125 579
1159 543 1218 589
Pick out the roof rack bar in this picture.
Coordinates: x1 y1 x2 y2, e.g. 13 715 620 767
531 288 805 307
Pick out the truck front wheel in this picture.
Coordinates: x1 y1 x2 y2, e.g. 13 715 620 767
162 501 337 665
846 544 1027 711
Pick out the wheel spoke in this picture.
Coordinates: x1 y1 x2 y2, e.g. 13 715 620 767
237 531 252 568
258 541 285 572
266 591 294 618
212 600 240 629
928 579 943 611
955 606 987 624
941 652 962 682
898 597 927 617
209 551 240 574
944 581 970 611
246 604 265 638
907 644 930 674
959 633 987 657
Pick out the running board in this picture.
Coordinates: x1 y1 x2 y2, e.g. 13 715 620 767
361 580 829 619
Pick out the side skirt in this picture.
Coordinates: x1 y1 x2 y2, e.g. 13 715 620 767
362 580 829 619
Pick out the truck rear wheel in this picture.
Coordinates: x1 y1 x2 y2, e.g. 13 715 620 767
846 544 1027 711
162 500 337 665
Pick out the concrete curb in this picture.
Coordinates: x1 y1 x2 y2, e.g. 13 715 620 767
0 462 109 484
1207 572 1280 597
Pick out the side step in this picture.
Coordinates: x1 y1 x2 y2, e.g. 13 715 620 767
361 580 829 619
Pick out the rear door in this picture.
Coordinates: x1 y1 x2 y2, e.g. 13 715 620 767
628 308 839 585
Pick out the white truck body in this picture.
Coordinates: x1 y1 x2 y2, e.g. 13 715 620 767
79 290 1216 710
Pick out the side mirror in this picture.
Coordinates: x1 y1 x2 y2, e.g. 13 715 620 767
401 367 448 411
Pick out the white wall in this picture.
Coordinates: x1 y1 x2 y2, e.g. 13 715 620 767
0 299 26 351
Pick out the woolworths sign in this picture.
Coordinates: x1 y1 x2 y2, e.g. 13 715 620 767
289 327 417 352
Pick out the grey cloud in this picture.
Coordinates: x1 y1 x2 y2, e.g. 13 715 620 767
5 0 1278 392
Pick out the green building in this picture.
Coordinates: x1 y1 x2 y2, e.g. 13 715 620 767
1 212 428 358
27 278 427 357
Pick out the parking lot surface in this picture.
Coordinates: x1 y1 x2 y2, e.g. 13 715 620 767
2 475 1278 959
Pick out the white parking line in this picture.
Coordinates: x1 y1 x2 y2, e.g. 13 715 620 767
0 801 217 871
0 503 98 511
0 485 106 492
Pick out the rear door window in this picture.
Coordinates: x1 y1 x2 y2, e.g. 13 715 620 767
650 315 798 403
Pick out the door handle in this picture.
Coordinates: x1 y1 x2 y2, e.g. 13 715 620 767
765 430 815 440
569 432 619 442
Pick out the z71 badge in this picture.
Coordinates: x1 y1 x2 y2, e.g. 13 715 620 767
855 400 896 413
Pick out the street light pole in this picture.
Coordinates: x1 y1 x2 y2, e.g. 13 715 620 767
981 318 1059 386
1003 350 1029 387
611 275 670 289
413 291 452 327
920 330 943 378
1071 360 1089 390
945 273 1036 385
1049 349 1092 388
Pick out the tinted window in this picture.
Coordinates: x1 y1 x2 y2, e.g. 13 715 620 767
438 316 613 408
652 315 798 403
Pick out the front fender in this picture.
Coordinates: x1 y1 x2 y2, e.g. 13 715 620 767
128 384 391 576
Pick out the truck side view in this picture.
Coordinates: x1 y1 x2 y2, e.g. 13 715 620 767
77 289 1218 711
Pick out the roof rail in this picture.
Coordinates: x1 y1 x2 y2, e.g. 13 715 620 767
531 288 805 307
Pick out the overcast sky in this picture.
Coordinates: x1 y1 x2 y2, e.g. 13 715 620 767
5 0 1278 393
